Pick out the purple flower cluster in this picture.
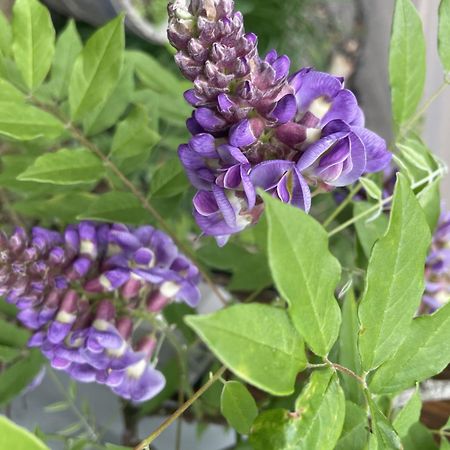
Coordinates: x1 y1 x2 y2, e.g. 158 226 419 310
423 211 450 312
168 0 392 245
0 222 200 402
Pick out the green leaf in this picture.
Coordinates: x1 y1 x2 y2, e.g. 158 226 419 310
0 345 21 363
221 381 258 435
354 202 389 259
263 192 341 357
77 191 149 225
249 369 345 450
335 401 369 450
0 318 30 347
0 349 44 405
12 0 55 91
403 423 438 450
441 438 450 450
418 179 441 233
338 290 363 405
389 0 426 125
0 12 12 57
150 157 189 198
370 302 450 394
13 192 95 225
393 388 421 438
360 178 382 201
358 175 431 371
439 0 450 73
0 416 49 450
83 63 134 136
0 78 24 102
17 148 104 185
0 101 64 140
111 106 160 174
50 20 82 100
186 304 306 395
367 396 402 449
69 15 124 120
128 50 185 95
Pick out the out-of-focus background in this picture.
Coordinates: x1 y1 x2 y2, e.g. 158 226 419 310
0 0 449 448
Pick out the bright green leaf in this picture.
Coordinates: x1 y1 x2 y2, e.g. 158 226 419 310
0 416 49 450
0 350 44 405
0 345 21 363
249 369 345 450
105 444 131 450
403 423 439 450
389 0 426 125
150 157 189 198
0 101 64 140
0 318 30 347
17 148 104 185
221 381 258 435
77 191 149 225
128 50 185 95
367 396 402 449
358 175 431 371
439 0 450 73
393 388 421 438
338 290 364 405
354 202 389 259
0 12 12 57
111 106 160 174
12 0 55 91
263 192 341 357
360 178 382 201
335 401 369 450
418 179 441 232
370 302 450 394
69 15 124 120
13 192 95 225
186 304 306 395
83 63 134 136
0 78 24 102
50 20 82 100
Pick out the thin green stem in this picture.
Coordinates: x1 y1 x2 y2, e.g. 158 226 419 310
308 360 367 387
134 366 226 450
323 182 361 228
327 167 447 237
47 368 98 442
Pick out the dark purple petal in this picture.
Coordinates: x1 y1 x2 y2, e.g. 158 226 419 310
194 108 227 132
267 94 297 124
250 160 295 190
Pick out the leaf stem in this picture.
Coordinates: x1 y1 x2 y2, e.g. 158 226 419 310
47 368 98 442
308 360 367 387
134 366 226 450
327 167 447 237
323 182 361 228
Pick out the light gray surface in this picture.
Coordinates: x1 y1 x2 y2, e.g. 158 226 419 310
355 0 450 202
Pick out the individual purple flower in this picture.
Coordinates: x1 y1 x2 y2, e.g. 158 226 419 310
168 0 392 245
423 211 450 312
0 222 201 402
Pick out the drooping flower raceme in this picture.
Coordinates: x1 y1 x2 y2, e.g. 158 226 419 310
0 223 200 402
168 0 392 245
423 211 450 312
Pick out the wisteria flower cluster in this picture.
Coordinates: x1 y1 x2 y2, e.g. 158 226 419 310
424 211 450 312
168 0 392 244
0 222 200 402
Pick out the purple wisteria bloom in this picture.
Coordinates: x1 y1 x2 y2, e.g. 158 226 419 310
0 222 200 402
168 0 391 245
423 211 450 312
